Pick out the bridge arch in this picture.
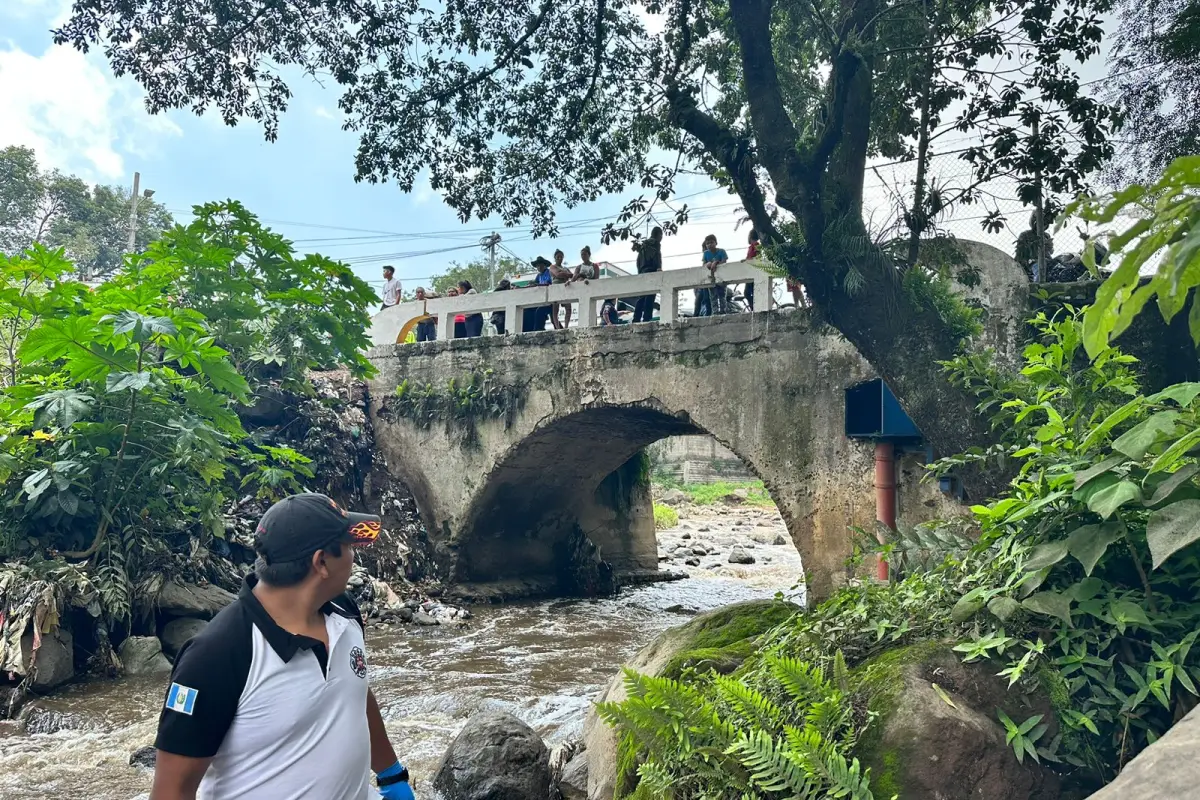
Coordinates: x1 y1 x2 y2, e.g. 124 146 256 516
367 311 963 601
451 403 806 589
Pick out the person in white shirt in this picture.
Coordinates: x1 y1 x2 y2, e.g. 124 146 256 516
381 266 402 308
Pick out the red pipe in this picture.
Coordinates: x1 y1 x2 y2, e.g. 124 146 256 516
874 441 896 582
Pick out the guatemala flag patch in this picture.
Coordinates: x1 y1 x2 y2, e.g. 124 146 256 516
166 683 198 715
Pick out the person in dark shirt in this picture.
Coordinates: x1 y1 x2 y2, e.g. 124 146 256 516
633 227 663 323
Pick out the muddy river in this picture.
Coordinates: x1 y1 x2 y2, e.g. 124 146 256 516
0 504 803 799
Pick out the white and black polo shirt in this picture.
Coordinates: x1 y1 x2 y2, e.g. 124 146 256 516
155 576 374 799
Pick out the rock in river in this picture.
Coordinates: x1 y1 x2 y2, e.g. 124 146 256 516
161 618 208 657
432 710 554 800
18 627 74 691
129 746 157 769
1084 704 1200 800
728 546 756 564
118 636 172 676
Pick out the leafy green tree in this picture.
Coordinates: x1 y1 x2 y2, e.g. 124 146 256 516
146 200 379 387
0 146 173 280
425 256 524 296
0 204 378 635
52 0 1119 496
1107 0 1200 183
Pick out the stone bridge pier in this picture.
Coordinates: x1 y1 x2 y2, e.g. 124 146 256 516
367 310 958 601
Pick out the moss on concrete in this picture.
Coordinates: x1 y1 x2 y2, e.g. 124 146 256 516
659 599 799 680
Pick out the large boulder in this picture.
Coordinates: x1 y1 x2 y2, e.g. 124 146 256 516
853 644 1060 800
18 627 74 691
1085 705 1200 800
161 618 208 657
118 636 172 676
583 599 799 800
432 710 554 800
154 580 236 618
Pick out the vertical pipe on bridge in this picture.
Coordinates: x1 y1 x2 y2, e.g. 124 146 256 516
874 441 896 582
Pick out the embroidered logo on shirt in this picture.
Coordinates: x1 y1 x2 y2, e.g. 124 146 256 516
349 646 368 679
166 683 198 715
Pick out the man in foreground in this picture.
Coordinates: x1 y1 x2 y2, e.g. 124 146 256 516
149 493 414 800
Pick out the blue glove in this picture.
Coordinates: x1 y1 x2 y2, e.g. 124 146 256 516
376 761 415 800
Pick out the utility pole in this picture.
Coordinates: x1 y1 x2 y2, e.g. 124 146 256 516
125 172 156 255
480 232 501 290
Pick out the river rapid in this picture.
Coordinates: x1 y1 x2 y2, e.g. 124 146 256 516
0 504 803 799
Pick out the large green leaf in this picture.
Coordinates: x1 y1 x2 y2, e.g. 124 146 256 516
18 315 97 364
1086 480 1143 519
1080 397 1146 452
197 357 250 399
105 371 153 393
1073 455 1125 491
1112 411 1181 460
1023 540 1069 571
1146 463 1200 506
1146 499 1200 569
988 596 1022 622
25 389 94 430
1023 591 1073 626
1147 383 1200 407
1066 522 1125 576
108 309 178 340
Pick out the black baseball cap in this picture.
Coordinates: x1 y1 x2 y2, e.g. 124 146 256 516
254 493 381 564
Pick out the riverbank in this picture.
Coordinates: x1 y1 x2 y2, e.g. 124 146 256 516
0 501 803 799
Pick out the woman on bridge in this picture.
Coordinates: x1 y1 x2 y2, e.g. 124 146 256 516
549 249 573 329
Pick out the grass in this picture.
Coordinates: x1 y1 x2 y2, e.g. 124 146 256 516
654 479 776 508
653 503 680 529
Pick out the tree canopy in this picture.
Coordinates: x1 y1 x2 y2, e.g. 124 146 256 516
1107 0 1200 183
0 146 173 280
54 0 1120 494
424 256 526 296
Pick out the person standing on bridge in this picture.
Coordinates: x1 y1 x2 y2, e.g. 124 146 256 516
695 235 728 316
148 492 415 800
414 287 437 342
380 266 402 310
633 227 663 323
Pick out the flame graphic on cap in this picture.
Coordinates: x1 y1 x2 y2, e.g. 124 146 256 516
348 520 381 541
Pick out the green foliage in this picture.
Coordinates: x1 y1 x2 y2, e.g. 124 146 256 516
1069 156 1200 359
607 309 1200 795
389 369 523 443
653 503 679 530
0 204 378 644
146 200 378 386
599 655 872 800
936 310 1200 780
654 479 776 508
0 145 173 279
900 266 984 346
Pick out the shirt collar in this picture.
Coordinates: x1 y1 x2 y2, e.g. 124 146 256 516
239 575 336 663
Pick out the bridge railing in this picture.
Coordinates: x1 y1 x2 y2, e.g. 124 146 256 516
370 260 780 344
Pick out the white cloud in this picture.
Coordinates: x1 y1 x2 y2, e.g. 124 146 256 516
0 42 182 182
313 105 338 121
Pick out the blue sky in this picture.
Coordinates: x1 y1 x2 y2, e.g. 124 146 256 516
0 0 748 298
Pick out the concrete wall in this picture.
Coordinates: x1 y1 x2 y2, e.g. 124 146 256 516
649 436 754 484
367 310 959 601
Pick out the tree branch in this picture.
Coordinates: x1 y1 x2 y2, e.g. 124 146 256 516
665 87 779 243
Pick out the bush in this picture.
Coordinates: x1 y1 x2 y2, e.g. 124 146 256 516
0 204 377 638
659 480 775 507
653 503 679 530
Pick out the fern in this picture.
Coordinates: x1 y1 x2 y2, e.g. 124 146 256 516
713 673 784 731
